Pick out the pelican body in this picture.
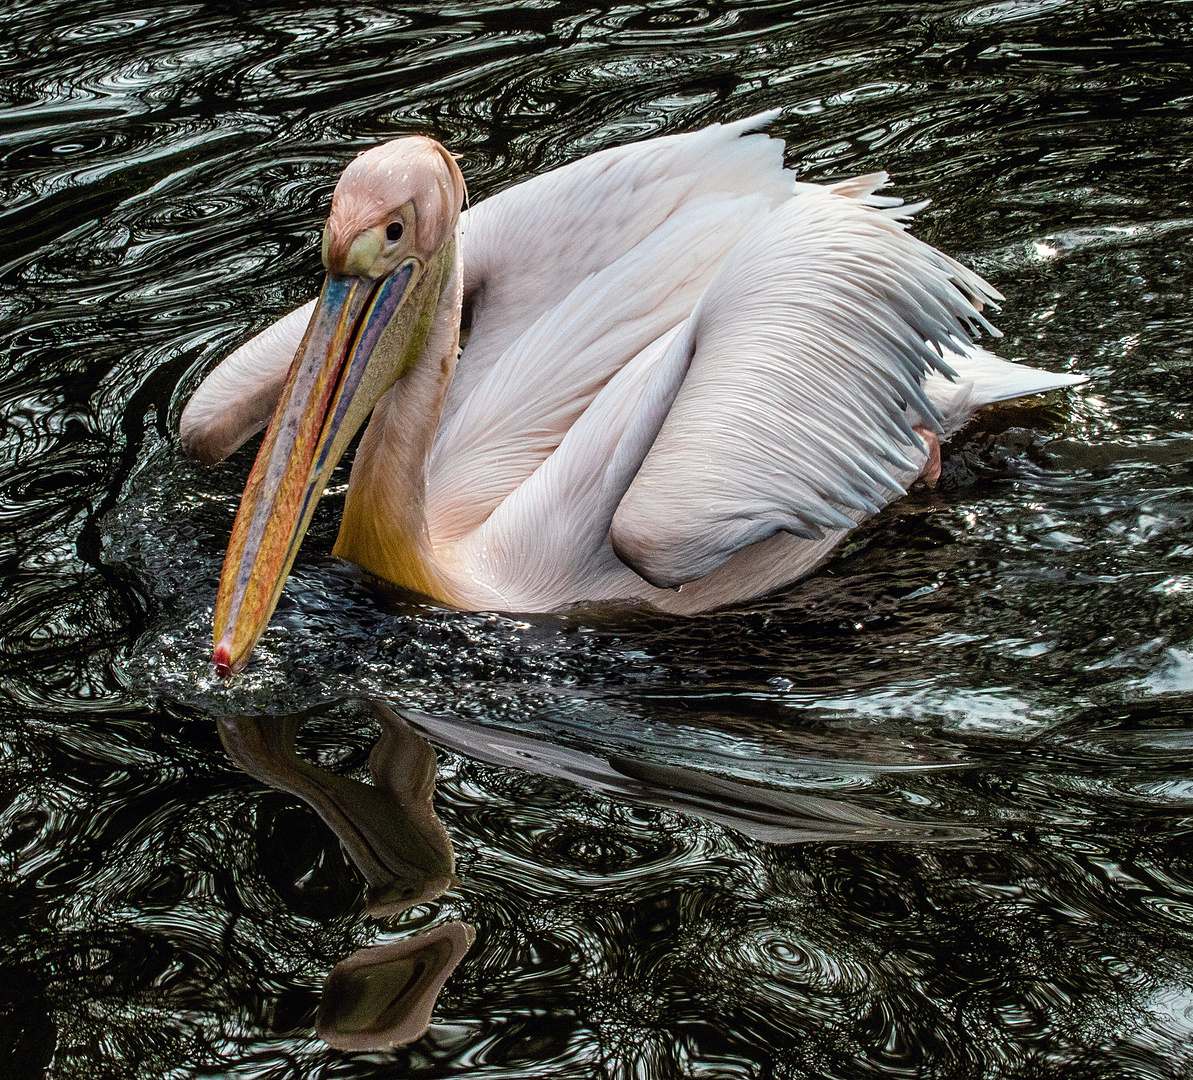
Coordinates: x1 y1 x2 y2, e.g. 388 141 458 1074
181 115 1085 676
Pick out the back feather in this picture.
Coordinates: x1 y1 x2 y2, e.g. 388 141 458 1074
427 114 796 544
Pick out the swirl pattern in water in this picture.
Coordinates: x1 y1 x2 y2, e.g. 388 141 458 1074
1 0 1192 1077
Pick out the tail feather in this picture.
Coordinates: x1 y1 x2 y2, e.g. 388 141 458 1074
926 347 1088 435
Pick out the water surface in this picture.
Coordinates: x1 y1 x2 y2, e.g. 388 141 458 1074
2 1 1193 1077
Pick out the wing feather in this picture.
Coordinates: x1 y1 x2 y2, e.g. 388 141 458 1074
179 299 314 464
609 186 1004 588
455 326 688 609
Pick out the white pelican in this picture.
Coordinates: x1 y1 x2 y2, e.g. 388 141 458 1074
181 113 1086 676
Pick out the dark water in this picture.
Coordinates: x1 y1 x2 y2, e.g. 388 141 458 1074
2 0 1193 1076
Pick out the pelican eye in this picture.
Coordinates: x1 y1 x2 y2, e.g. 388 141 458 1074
386 221 404 243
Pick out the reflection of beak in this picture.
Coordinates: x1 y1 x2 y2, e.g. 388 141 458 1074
218 712 456 913
212 265 416 677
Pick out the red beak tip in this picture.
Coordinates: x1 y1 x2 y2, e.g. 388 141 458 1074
213 644 232 680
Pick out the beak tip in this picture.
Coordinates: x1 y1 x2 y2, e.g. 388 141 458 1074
213 641 233 680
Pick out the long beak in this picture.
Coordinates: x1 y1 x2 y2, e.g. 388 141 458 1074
212 265 416 677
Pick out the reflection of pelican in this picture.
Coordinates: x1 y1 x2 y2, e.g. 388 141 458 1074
220 698 977 1046
219 710 455 915
182 115 1085 675
219 710 470 1050
378 703 980 846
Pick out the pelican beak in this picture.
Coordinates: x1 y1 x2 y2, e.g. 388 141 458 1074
211 262 421 678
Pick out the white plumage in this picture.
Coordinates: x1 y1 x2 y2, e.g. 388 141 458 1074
181 113 1086 669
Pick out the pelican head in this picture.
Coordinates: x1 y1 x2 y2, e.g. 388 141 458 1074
212 138 465 677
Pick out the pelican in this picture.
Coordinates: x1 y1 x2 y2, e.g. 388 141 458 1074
181 113 1086 676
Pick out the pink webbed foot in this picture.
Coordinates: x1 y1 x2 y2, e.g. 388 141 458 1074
913 424 941 488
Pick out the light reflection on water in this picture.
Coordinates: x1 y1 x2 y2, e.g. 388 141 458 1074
1 0 1193 1076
